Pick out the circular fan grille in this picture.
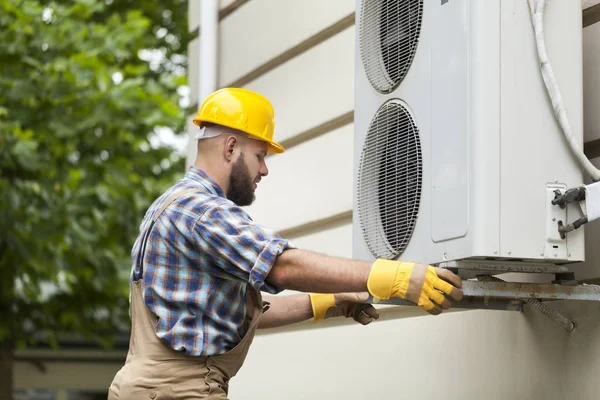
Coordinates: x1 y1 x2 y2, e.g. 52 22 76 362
357 99 422 259
359 0 424 93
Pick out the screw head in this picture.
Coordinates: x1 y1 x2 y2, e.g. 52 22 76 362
554 253 558 257
508 250 512 255
552 217 556 222
494 250 498 254
568 253 571 257
555 179 559 183
540 252 544 256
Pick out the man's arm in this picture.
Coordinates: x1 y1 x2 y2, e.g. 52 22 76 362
257 294 312 329
257 292 379 329
194 203 463 315
266 249 372 294
266 248 464 315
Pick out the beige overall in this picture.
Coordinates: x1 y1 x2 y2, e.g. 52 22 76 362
108 190 263 399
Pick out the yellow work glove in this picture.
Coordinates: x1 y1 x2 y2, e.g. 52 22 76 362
367 259 463 315
309 293 379 325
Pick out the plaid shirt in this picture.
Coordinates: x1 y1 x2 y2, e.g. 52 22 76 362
130 166 293 356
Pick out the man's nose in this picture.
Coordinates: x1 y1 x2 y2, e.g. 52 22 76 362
260 161 269 177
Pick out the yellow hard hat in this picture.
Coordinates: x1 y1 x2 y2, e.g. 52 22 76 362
193 87 285 154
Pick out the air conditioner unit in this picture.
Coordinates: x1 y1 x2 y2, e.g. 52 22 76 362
352 0 585 272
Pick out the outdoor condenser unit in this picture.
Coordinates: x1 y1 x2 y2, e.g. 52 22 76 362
352 0 586 272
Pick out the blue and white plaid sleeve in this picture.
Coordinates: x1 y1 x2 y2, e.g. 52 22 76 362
193 203 294 294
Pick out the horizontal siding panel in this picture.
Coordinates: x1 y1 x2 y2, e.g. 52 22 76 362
583 0 600 9
220 0 239 9
232 306 564 400
245 27 355 144
245 124 354 232
219 0 355 85
584 23 600 142
289 222 353 259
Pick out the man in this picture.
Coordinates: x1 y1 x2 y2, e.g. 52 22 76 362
108 88 463 399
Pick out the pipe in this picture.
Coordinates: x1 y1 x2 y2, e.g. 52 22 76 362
199 0 218 105
187 0 218 167
528 0 600 181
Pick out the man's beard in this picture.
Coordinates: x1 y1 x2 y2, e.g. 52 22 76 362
227 153 256 206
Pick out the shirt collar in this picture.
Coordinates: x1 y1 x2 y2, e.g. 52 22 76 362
185 166 226 198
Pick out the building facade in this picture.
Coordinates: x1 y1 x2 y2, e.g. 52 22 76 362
187 1 600 399
13 0 600 398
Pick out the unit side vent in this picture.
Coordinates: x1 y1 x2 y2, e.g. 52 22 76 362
357 99 422 259
359 0 424 93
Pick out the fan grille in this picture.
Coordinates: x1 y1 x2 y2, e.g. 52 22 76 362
357 99 422 259
359 0 424 93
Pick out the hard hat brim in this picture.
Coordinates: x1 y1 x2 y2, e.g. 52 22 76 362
193 118 285 153
267 141 285 154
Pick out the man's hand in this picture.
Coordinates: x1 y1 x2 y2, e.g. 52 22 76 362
332 292 379 325
367 259 463 315
309 292 379 325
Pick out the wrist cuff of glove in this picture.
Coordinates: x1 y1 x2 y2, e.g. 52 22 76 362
309 293 336 322
367 259 401 300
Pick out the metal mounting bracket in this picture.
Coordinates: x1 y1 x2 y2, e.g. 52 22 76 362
461 280 600 301
439 259 570 276
367 279 600 332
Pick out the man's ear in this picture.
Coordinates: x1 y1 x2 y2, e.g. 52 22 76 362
224 135 238 162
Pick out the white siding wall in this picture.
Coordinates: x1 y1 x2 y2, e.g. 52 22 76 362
232 306 569 400
245 124 354 232
188 0 600 398
218 0 354 86
290 222 353 259
243 27 355 143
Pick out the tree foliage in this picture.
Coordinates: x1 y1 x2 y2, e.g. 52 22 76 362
0 0 191 362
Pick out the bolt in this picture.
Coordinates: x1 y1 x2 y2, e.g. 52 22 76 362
554 253 558 257
552 217 556 222
494 250 498 254
555 179 559 183
443 253 447 259
508 250 512 255
540 252 544 256
568 253 571 257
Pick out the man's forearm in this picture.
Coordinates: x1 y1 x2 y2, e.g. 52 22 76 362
257 294 313 329
266 249 372 293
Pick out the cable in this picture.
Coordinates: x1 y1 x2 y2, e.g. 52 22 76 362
527 0 535 15
528 0 600 182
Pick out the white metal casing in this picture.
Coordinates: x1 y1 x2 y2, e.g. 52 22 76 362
353 0 585 266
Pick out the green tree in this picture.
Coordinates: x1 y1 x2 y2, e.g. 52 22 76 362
0 0 191 397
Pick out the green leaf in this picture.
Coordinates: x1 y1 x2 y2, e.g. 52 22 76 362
12 140 40 170
0 0 191 353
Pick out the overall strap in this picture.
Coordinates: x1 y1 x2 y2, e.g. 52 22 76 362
134 188 199 281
